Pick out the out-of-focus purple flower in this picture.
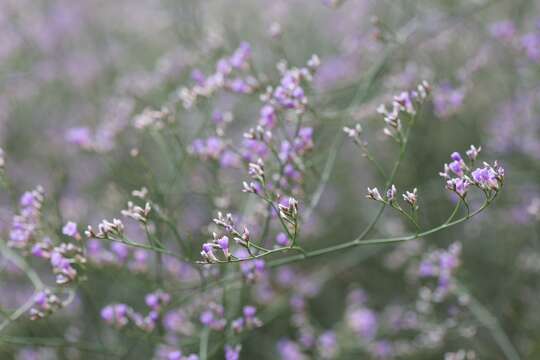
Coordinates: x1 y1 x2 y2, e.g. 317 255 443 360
111 242 130 262
489 20 516 41
9 187 44 249
62 221 78 237
191 68 206 85
200 303 226 331
521 33 540 62
230 42 251 69
101 304 131 328
471 166 499 189
259 105 277 129
317 331 338 359
145 290 170 311
277 339 307 360
276 232 289 246
348 308 378 340
418 242 462 300
225 345 241 360
65 127 93 149
433 84 465 119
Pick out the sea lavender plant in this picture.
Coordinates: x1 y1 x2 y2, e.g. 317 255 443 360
1 2 529 359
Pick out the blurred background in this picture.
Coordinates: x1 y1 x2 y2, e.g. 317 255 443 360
0 0 539 359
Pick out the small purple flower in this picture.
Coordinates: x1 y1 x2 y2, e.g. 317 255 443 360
259 105 277 129
243 305 256 318
276 232 289 246
225 345 241 360
450 152 462 162
216 58 232 75
489 20 516 41
348 308 378 340
62 221 78 237
447 178 470 197
201 243 219 263
200 310 214 326
471 166 499 189
111 242 130 262
217 236 230 258
191 68 206 85
277 339 306 360
466 145 481 161
65 127 92 148
448 160 464 177
229 42 251 69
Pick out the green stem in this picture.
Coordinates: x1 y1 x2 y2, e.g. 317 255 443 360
268 197 492 268
199 327 209 360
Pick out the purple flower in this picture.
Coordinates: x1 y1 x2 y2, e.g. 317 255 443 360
243 305 256 318
101 304 131 328
230 42 251 68
62 221 78 237
450 152 462 162
448 160 464 177
65 127 92 148
489 20 516 41
111 242 129 262
216 58 232 75
317 331 338 359
191 68 206 85
433 84 465 118
521 33 540 62
348 308 378 340
259 105 277 129
277 339 306 360
200 310 213 326
217 236 230 258
225 345 241 360
419 261 436 277
471 166 498 189
276 232 289 246
199 303 226 330
446 178 470 197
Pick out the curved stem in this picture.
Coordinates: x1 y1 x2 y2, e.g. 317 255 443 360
268 197 492 268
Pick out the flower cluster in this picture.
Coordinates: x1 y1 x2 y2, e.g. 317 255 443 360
200 212 252 263
418 242 462 301
101 290 170 332
199 302 227 331
225 345 242 360
121 201 152 225
178 42 256 108
9 186 45 249
49 242 86 285
440 145 504 199
267 55 319 112
85 218 125 240
490 19 540 62
366 185 419 228
29 289 63 321
376 81 430 140
237 249 266 282
231 305 263 333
